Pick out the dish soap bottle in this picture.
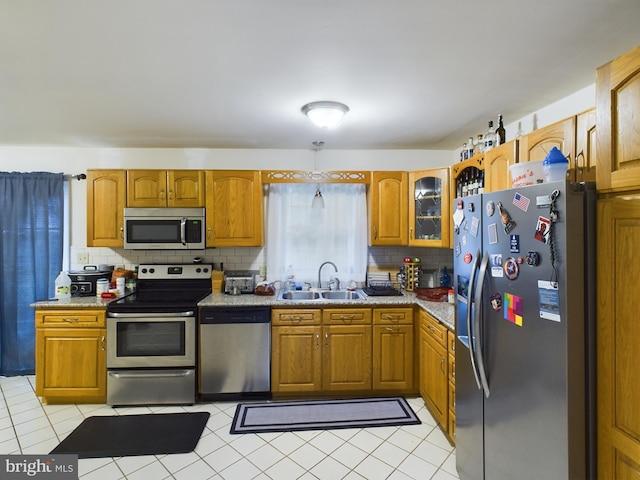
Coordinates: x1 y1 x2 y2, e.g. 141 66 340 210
439 266 451 288
284 265 296 292
54 270 72 299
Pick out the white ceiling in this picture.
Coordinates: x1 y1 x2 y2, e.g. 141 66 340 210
2 0 640 151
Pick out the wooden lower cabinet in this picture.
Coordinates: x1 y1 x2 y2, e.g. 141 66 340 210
373 307 414 391
35 308 107 403
271 306 415 395
419 309 453 440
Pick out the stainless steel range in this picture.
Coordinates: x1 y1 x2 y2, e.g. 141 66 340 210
106 264 212 406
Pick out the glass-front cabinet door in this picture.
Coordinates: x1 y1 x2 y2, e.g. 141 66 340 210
408 168 450 247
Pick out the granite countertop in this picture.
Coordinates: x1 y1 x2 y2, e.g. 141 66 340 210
199 290 455 330
30 296 119 308
31 290 455 330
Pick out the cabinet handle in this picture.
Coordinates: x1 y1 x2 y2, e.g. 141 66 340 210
440 357 445 373
324 333 329 347
168 189 174 200
429 326 436 334
120 227 124 239
575 150 585 175
101 336 105 351
385 327 400 334
316 333 320 348
338 315 355 321
410 227 413 240
207 227 212 240
160 189 165 200
62 317 79 323
383 314 400 322
374 226 378 240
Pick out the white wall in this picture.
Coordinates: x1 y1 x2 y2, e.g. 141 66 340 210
0 84 595 279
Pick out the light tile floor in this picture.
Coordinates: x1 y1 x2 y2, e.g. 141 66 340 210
0 376 459 480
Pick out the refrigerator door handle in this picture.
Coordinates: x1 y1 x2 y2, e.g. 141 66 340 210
474 251 491 398
466 248 483 390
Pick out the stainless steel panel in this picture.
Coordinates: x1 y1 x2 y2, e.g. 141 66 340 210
107 369 196 406
199 320 271 395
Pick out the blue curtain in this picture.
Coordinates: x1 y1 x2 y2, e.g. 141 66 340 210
0 172 64 375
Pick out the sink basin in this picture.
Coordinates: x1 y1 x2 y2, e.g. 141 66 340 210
321 290 362 300
279 291 321 300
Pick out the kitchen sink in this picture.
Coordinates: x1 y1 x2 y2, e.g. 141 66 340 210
279 291 321 300
321 290 362 300
277 290 363 301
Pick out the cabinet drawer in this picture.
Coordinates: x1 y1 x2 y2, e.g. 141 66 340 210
421 312 447 347
323 308 371 325
447 329 456 353
36 309 105 328
272 309 321 325
373 307 413 325
449 352 455 383
449 380 456 411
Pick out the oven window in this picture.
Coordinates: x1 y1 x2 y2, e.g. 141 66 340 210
127 220 181 243
116 321 185 357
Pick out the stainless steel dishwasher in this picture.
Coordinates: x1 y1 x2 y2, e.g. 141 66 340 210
199 306 271 399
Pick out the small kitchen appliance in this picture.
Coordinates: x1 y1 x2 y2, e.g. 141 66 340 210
224 270 258 294
123 207 206 250
67 266 112 296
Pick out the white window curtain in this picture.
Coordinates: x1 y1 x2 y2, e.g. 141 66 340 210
266 183 368 287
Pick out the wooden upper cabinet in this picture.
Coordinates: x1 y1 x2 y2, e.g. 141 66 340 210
87 169 126 247
519 117 575 165
483 140 518 193
205 170 264 247
408 168 451 248
127 170 205 207
596 45 640 193
574 108 597 183
368 171 408 246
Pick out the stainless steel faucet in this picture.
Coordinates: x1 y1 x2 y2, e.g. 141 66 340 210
317 261 338 289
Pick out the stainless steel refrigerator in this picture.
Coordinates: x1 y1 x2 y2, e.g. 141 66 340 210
452 180 596 480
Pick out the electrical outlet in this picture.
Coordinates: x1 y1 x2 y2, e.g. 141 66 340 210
259 265 267 277
76 251 89 264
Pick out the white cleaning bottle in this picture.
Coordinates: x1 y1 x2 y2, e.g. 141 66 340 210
54 270 72 299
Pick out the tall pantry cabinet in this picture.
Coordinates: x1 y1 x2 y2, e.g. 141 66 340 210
596 44 640 479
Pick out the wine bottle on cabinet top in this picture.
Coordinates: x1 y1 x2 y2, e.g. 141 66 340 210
496 114 506 145
484 121 496 152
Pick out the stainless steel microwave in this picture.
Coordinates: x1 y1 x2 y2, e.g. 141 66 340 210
123 208 206 250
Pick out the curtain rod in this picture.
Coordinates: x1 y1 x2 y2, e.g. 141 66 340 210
63 173 86 181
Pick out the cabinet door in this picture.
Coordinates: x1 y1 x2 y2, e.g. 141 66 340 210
35 328 106 402
373 324 413 390
271 326 322 392
126 170 166 207
518 117 575 164
87 170 126 247
408 168 451 247
574 108 597 183
369 171 408 246
419 313 448 427
484 140 518 193
596 45 640 193
167 170 205 207
597 197 640 478
323 325 372 391
206 170 263 247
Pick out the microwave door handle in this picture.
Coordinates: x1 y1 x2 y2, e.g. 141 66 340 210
180 217 187 245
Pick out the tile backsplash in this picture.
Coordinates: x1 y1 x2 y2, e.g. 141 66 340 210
70 245 453 283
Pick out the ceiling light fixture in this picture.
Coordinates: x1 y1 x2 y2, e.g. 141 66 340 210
301 101 350 129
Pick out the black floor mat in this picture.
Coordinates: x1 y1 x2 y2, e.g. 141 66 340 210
50 412 210 459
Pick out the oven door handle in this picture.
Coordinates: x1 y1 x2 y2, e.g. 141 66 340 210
107 311 195 318
108 371 192 379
